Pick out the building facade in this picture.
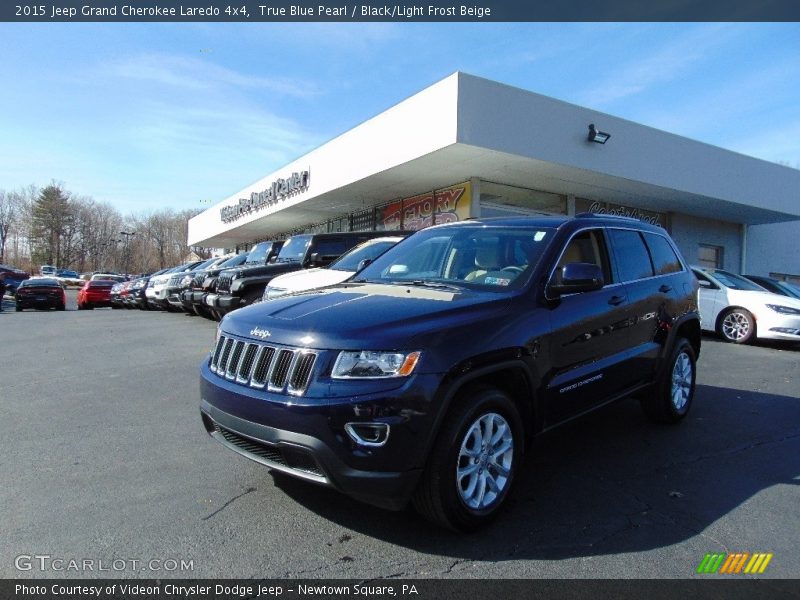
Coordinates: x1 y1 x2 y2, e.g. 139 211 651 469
188 73 800 279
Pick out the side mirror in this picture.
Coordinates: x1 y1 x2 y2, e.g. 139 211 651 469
548 262 604 297
356 258 373 272
697 279 712 288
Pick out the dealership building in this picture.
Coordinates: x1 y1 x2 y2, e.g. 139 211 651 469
188 72 800 283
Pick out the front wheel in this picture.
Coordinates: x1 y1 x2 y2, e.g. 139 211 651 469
412 385 523 532
641 337 696 423
719 308 755 344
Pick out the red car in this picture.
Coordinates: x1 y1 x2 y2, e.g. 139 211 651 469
15 278 66 311
77 280 115 310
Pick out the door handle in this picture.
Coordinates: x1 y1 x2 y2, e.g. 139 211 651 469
659 284 672 293
608 295 625 306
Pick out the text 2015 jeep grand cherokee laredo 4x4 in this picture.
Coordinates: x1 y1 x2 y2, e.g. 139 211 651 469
200 215 701 531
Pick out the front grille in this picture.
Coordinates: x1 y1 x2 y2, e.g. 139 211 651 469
209 334 317 396
191 272 206 288
212 423 325 479
217 273 233 293
168 275 182 287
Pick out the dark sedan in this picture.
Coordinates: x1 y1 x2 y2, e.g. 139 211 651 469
15 278 67 311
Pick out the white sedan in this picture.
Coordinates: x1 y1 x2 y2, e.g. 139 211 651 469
692 267 800 344
263 236 406 300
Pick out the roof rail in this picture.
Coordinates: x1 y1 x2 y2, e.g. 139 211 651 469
575 212 641 221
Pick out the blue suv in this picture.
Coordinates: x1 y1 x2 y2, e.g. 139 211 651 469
200 215 701 531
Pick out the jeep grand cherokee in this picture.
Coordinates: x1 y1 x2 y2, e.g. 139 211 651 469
199 215 701 531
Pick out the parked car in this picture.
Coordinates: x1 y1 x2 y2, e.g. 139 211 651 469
127 270 166 310
214 232 402 317
77 280 115 310
200 214 701 531
15 278 67 311
145 262 203 310
693 267 800 344
0 264 30 295
91 273 127 283
263 236 407 300
39 265 57 276
188 253 249 319
742 274 800 300
165 256 236 313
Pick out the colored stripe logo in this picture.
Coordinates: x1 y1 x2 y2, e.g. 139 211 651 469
696 552 773 574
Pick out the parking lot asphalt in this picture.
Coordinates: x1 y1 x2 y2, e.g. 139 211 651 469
2 290 799 579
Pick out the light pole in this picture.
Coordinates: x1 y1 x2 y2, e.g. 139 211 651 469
120 231 136 275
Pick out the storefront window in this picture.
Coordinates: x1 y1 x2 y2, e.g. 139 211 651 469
698 244 724 269
479 182 565 217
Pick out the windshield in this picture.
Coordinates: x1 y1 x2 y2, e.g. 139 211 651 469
775 281 800 299
354 226 555 292
276 235 312 263
245 242 272 264
330 239 401 272
217 253 248 269
710 270 767 291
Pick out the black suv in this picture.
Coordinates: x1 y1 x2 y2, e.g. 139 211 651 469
199 215 701 531
212 231 404 317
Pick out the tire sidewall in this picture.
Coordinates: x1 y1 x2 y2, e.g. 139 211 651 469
662 339 696 420
437 389 524 529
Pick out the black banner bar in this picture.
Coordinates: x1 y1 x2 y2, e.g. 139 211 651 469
3 579 800 600
3 0 800 22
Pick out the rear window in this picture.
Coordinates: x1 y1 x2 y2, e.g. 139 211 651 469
22 278 60 287
89 281 115 288
608 229 655 282
643 232 683 275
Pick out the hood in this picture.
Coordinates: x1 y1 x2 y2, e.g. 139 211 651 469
228 261 302 279
726 288 800 310
221 282 513 350
268 268 351 293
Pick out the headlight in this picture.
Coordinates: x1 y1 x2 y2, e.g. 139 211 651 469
332 350 421 379
766 304 800 316
266 287 287 300
181 275 192 286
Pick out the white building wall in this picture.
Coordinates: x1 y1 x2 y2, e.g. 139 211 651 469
669 213 742 272
746 221 800 277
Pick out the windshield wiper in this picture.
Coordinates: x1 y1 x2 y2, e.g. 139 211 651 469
404 280 464 291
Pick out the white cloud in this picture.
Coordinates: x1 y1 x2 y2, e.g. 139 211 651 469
98 53 320 98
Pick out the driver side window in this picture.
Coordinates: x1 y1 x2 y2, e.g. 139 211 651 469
556 229 612 285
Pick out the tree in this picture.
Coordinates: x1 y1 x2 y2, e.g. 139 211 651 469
0 189 21 264
30 183 72 267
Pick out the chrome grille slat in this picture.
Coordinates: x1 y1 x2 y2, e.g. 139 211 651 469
251 346 276 388
210 335 226 372
268 349 295 391
208 334 316 396
225 341 245 380
218 338 234 371
236 344 259 383
288 352 317 395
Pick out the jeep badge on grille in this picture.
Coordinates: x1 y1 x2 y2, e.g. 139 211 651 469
250 327 271 339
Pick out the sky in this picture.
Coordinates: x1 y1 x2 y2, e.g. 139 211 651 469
0 22 798 215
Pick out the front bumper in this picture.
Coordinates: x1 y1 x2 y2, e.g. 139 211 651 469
215 294 241 313
199 361 441 510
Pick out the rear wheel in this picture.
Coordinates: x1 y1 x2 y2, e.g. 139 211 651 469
641 337 696 423
16 304 22 312
718 308 755 344
412 385 523 532
57 303 66 311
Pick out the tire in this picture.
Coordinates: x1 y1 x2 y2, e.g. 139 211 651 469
718 308 755 344
641 337 696 424
16 305 22 312
412 385 523 532
57 303 66 311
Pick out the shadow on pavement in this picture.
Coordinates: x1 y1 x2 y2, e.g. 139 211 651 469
272 384 800 559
